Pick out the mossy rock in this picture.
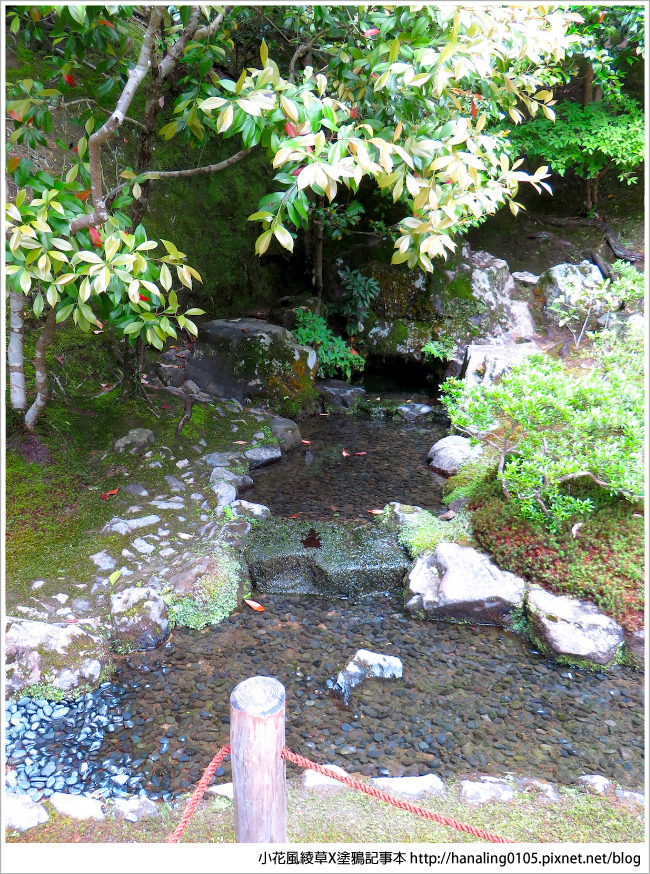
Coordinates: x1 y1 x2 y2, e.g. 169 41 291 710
245 518 411 597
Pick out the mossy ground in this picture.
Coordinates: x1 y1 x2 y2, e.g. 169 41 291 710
5 776 644 846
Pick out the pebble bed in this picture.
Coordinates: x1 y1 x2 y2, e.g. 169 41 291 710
6 593 644 803
247 417 447 520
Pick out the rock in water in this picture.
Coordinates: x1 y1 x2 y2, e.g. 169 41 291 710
427 435 482 477
335 649 403 703
270 417 302 450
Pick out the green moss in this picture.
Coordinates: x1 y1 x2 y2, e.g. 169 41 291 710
398 509 474 558
442 455 498 504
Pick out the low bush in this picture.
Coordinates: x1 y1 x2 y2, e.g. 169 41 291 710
292 309 365 381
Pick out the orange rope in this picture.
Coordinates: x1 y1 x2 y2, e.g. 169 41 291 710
167 744 231 844
281 748 514 844
167 743 513 844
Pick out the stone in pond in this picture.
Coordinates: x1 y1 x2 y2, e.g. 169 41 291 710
114 428 155 454
246 519 411 597
110 586 169 651
209 467 254 491
405 544 525 626
4 794 49 831
269 417 302 451
318 379 366 410
383 502 427 528
245 446 282 469
623 628 644 671
184 318 318 414
5 620 110 698
335 649 402 703
427 435 482 477
526 585 624 668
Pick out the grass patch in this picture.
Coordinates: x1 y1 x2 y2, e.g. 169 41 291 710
6 777 644 845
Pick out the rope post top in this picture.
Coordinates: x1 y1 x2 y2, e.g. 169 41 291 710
230 675 285 718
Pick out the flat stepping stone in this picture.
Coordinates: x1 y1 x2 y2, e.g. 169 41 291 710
89 550 116 571
149 500 185 510
132 538 155 555
113 797 158 821
49 792 104 820
164 475 186 492
207 783 234 800
302 765 349 790
246 519 411 597
371 774 445 797
244 446 282 468
336 650 402 703
460 776 515 804
101 515 160 536
123 483 149 497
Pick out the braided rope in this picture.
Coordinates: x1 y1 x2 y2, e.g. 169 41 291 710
167 744 231 844
282 748 514 844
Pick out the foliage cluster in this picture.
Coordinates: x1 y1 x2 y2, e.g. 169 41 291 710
441 322 644 528
292 309 365 381
397 509 473 559
422 336 456 363
337 266 380 330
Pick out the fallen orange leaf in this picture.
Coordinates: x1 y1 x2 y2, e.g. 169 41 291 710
302 440 311 445
290 513 302 518
244 599 265 612
342 449 350 457
101 488 119 500
233 440 247 445
368 509 384 515
354 452 367 456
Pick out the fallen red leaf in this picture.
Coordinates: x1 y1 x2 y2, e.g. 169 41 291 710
100 488 119 500
341 449 350 457
354 452 367 456
368 509 384 515
301 440 311 445
290 513 302 518
161 404 170 409
244 599 265 612
89 227 102 247
233 440 247 445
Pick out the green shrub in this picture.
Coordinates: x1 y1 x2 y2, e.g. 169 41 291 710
398 509 473 558
292 310 365 381
441 323 644 528
337 267 380 331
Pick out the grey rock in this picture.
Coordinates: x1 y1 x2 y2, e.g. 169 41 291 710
460 776 515 804
218 519 252 547
427 435 482 477
405 544 525 626
447 497 469 513
212 481 237 508
336 649 402 703
463 342 541 386
110 586 169 650
204 451 245 468
383 502 426 527
318 379 366 410
526 586 624 667
132 537 155 555
113 796 158 821
371 774 445 797
149 500 184 510
89 550 116 571
396 404 434 423
206 783 234 801
101 515 160 536
4 794 49 831
270 417 302 450
184 318 317 412
114 428 155 454
245 446 282 468
168 556 218 595
165 475 186 492
623 628 644 671
537 261 604 324
615 788 644 806
5 620 110 697
49 792 104 820
230 500 271 519
209 467 254 490
122 483 149 498
158 363 185 387
512 270 541 286
579 775 612 795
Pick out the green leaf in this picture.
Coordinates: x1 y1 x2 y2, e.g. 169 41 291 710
68 5 86 26
109 570 121 585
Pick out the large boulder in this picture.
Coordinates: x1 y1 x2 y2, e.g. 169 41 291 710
462 341 542 386
526 586 624 668
246 518 411 597
427 435 482 477
5 620 111 700
318 379 366 410
536 261 604 324
405 543 525 626
334 649 403 704
184 318 318 415
269 417 302 450
110 586 169 651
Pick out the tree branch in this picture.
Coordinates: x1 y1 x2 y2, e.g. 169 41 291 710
289 31 326 83
24 307 57 431
158 6 201 79
104 146 253 206
7 291 26 411
194 7 230 41
69 7 164 235
62 98 146 131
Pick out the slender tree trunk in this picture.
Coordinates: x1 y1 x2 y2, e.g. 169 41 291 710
313 196 324 298
583 63 594 107
121 340 138 396
24 308 57 431
8 291 26 411
128 75 162 230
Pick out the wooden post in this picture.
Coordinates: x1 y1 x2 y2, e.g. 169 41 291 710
230 676 287 843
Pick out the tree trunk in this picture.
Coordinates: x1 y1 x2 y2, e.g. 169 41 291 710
586 178 593 211
583 63 594 107
24 308 57 431
313 197 324 298
8 291 26 411
121 340 138 396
